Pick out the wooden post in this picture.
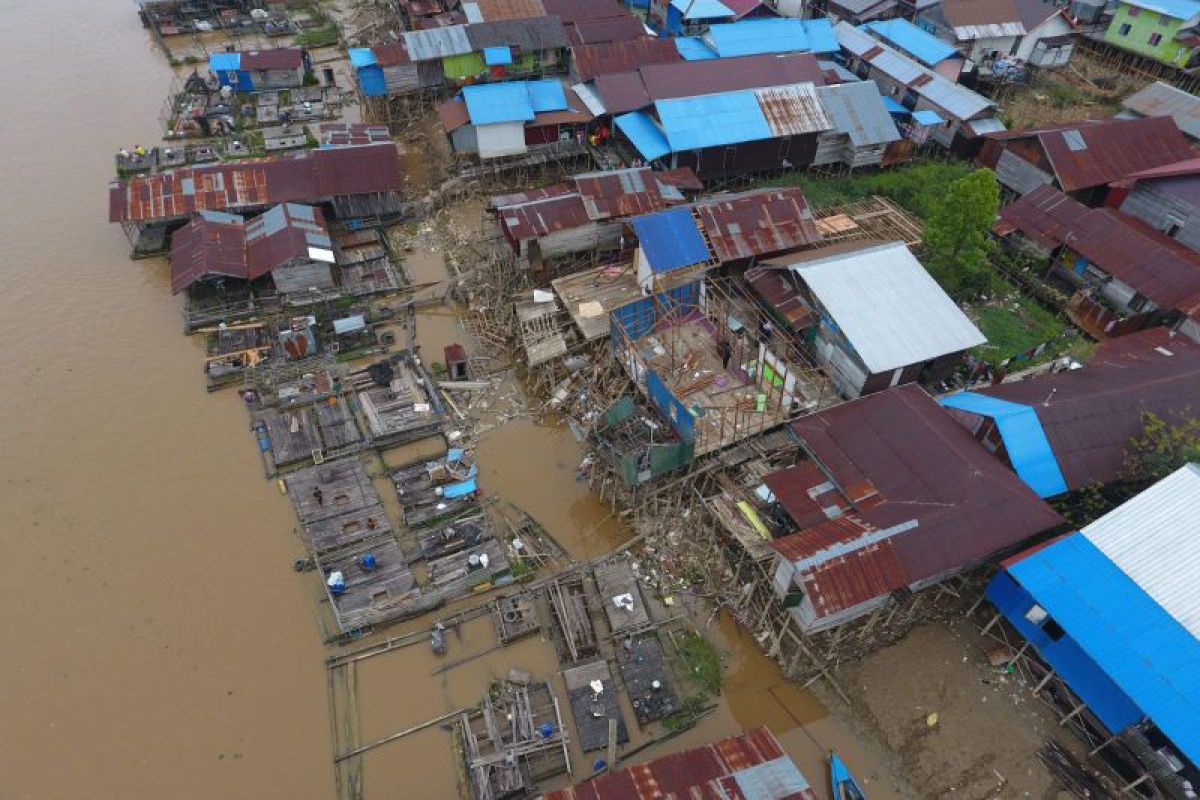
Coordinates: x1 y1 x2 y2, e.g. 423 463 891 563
1033 667 1057 694
1059 701 1088 727
606 717 618 772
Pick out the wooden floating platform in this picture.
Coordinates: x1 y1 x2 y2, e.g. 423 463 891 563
415 511 494 563
593 559 650 634
354 352 444 445
616 635 679 725
562 661 629 753
492 591 542 645
426 538 510 602
287 458 376 527
547 574 598 665
393 457 477 528
315 398 362 452
261 406 320 467
316 536 427 634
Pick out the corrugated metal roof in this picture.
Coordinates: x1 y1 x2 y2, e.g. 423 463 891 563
471 0 545 21
939 392 1067 498
1122 81 1200 140
543 0 631 24
801 18 839 53
573 14 645 44
964 115 1003 134
570 81 606 115
594 70 652 114
463 1 484 23
318 123 393 147
747 267 818 330
675 35 720 60
402 25 473 60
940 0 1024 34
787 241 985 373
970 327 1200 490
543 726 815 800
614 110 671 160
1083 463 1200 638
703 19 810 57
693 188 823 262
670 0 735 19
574 166 682 219
571 37 682 81
465 17 569 50
656 88 774 150
239 47 304 71
1005 525 1200 763
630 207 712 273
994 183 1090 250
496 193 591 240
640 52 826 100
109 145 401 224
755 83 832 136
1039 116 1194 192
462 81 536 124
777 385 1061 616
1121 0 1200 19
863 18 958 66
816 81 900 146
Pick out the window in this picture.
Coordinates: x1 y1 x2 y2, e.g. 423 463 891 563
1118 22 1132 35
1127 5 1140 15
1149 32 1163 45
1043 618 1066 641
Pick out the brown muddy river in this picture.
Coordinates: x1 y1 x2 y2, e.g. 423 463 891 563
1 3 904 798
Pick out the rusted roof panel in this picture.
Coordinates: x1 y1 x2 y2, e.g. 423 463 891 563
489 182 574 209
574 167 665 219
543 0 630 23
640 52 825 100
658 166 703 190
372 41 411 66
571 37 682 82
787 384 1062 606
497 193 592 241
1017 116 1195 192
746 267 817 330
694 188 822 263
543 726 815 800
975 327 1200 490
755 83 833 136
995 183 1090 250
573 14 645 44
472 0 545 20
593 70 653 114
239 47 304 70
318 123 392 147
170 216 249 292
804 537 906 617
110 145 401 224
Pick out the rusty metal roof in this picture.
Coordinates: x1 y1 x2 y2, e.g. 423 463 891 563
998 185 1200 310
571 37 682 81
572 14 645 44
543 0 630 23
489 182 574 209
109 145 401 224
573 166 677 219
774 384 1061 617
694 188 822 263
746 267 817 330
939 0 1025 37
593 70 653 114
641 52 825 100
755 83 833 136
496 193 592 241
471 0 545 21
239 47 304 70
991 116 1195 193
972 327 1200 491
372 41 411 67
543 726 815 800
466 16 569 50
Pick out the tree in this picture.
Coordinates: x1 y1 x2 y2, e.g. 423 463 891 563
922 168 1000 299
1124 412 1200 484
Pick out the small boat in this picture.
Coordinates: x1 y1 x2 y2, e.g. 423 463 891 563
430 622 447 656
830 752 866 800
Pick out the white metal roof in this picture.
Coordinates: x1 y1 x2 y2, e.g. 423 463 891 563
402 26 473 61
951 21 1026 40
1122 80 1200 139
1082 463 1200 639
790 241 986 373
572 82 607 117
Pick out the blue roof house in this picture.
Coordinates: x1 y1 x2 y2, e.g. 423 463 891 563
699 18 840 57
863 18 964 81
985 463 1200 794
650 0 736 37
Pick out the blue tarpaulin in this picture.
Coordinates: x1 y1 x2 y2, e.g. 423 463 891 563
348 47 377 68
614 111 671 161
939 392 1068 498
630 208 711 274
482 46 512 65
209 52 241 71
863 19 958 67
443 477 477 499
670 0 734 19
462 82 535 124
881 96 908 115
655 90 773 151
992 534 1200 762
912 109 945 125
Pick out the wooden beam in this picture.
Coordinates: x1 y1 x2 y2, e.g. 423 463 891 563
334 708 467 762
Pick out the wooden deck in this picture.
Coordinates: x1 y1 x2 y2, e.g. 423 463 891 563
593 559 650 634
315 398 362 451
261 406 320 466
562 661 629 753
547 573 598 665
426 538 510 601
415 511 494 562
357 355 443 443
616 635 678 725
286 458 376 526
491 591 542 645
552 263 643 342
316 536 425 633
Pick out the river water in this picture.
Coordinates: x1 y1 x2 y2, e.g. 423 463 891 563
1 3 905 798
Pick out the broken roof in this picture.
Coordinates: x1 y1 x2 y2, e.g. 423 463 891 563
772 241 986 373
771 384 1061 617
997 185 1200 312
109 145 402 224
962 327 1200 490
543 727 815 800
693 188 823 262
985 116 1195 193
573 166 689 219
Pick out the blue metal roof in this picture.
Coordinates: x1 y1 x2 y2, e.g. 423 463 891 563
670 0 734 19
801 19 839 54
209 52 241 71
1122 0 1200 20
348 47 377 68
997 534 1200 763
881 96 908 115
526 79 568 113
630 208 711 274
614 112 672 161
863 19 958 67
655 90 773 151
462 82 535 125
704 19 808 57
939 392 1068 498
675 36 719 60
482 46 512 66
912 108 944 125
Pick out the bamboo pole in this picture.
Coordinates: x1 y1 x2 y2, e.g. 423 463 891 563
335 708 468 762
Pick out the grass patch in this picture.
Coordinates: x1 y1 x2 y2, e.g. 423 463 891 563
673 631 722 697
759 160 973 218
662 695 712 733
967 282 1065 363
296 23 339 48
